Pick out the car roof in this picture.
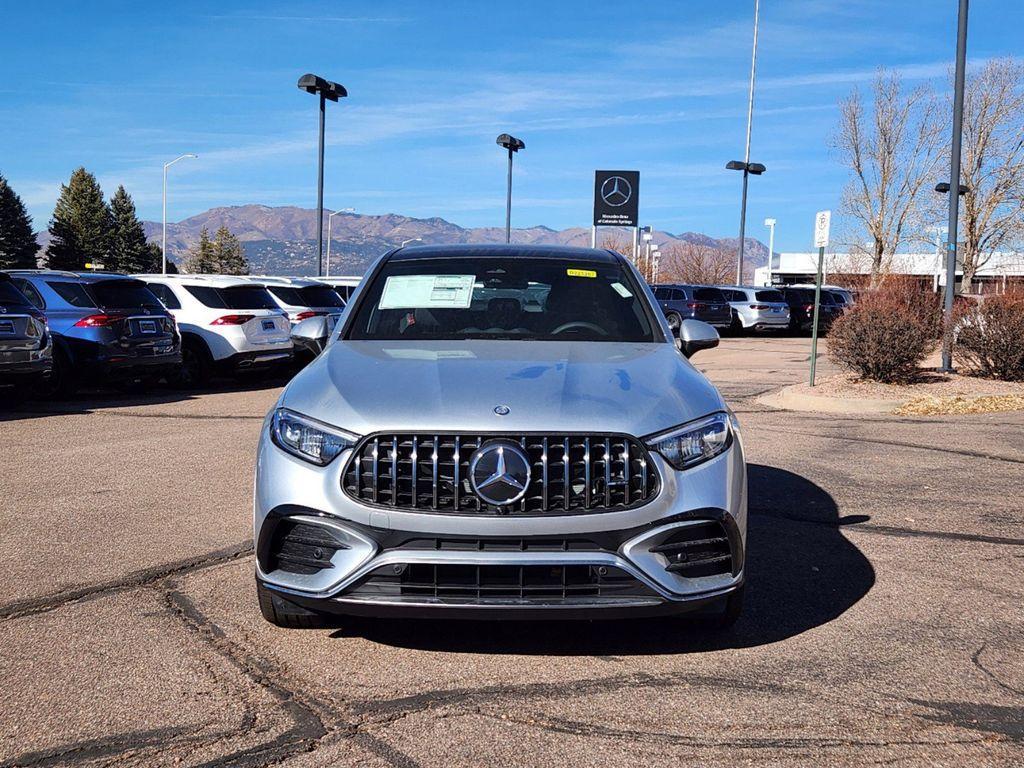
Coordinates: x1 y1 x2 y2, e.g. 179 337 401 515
6 269 141 284
243 275 327 287
388 243 622 264
134 273 266 289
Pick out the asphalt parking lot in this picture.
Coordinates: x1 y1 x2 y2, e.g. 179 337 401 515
2 336 1022 767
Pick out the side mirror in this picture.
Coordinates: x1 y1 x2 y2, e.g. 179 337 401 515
290 315 331 354
678 319 719 358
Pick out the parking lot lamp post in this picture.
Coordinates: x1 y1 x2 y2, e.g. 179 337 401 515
162 153 197 275
401 237 423 247
325 207 354 278
763 217 776 285
496 134 525 244
728 0 762 285
298 74 347 277
938 0 970 374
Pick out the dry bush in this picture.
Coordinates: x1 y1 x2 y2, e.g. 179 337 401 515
955 291 1024 381
658 242 734 285
828 284 942 383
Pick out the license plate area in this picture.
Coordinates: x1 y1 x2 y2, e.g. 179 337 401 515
261 319 276 331
0 320 14 335
138 320 157 334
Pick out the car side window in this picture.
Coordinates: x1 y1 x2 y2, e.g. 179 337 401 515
46 281 96 308
670 289 685 301
148 283 182 310
13 279 45 309
653 287 668 300
184 285 228 308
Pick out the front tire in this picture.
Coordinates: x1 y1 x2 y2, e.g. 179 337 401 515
666 312 682 335
257 581 329 629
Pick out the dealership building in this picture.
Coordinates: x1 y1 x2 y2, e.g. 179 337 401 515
754 251 1024 292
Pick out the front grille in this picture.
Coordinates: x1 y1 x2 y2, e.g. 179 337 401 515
266 519 349 575
650 521 733 578
392 537 604 553
343 563 658 603
342 433 658 515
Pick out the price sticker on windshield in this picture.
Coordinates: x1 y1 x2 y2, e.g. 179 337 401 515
567 268 597 278
379 274 475 309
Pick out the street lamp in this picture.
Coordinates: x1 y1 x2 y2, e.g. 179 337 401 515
162 153 197 274
937 0 970 374
325 207 355 278
763 217 776 285
401 237 423 247
298 73 347 277
496 133 525 244
728 0 763 286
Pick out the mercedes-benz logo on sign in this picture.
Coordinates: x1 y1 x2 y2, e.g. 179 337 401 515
600 175 632 207
469 440 531 506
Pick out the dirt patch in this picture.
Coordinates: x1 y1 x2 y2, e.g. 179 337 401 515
794 370 1024 403
895 394 1024 416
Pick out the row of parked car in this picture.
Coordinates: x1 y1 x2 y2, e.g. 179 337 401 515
0 270 360 398
652 283 854 335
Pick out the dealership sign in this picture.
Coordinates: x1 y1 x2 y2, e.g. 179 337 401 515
593 170 639 228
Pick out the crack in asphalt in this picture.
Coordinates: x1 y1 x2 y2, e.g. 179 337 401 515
762 426 1024 465
475 710 994 752
973 644 1024 699
0 542 253 622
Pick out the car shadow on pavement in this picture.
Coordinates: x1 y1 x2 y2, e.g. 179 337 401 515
329 464 876 654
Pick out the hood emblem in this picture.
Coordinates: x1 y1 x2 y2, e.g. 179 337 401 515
493 405 510 416
469 441 531 506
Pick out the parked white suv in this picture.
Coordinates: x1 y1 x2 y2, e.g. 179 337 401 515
246 276 347 326
136 274 293 386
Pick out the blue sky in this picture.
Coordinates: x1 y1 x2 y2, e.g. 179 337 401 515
2 0 1022 250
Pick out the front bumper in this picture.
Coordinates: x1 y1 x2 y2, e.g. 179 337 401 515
254 428 747 619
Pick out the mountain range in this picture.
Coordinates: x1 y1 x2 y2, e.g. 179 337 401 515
36 204 769 277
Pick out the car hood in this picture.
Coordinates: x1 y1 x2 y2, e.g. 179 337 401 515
280 339 726 438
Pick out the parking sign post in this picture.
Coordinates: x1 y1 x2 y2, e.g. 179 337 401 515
809 211 831 387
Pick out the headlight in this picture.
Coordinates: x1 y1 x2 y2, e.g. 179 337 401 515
645 412 732 470
270 408 357 466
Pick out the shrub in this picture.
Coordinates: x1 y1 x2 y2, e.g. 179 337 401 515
827 285 941 383
955 291 1024 381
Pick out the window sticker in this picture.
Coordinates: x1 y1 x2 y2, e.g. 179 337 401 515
379 274 475 309
610 282 633 298
567 268 597 278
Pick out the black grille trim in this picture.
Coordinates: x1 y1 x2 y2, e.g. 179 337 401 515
342 432 659 515
343 563 659 603
266 520 349 575
650 521 733 578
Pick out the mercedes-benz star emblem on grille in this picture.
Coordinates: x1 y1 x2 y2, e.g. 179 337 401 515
469 441 531 506
600 176 632 207
493 405 510 415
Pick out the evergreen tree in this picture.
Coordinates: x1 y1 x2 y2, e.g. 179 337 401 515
184 227 217 273
143 242 167 273
212 226 249 275
46 168 111 270
0 173 39 269
108 185 153 274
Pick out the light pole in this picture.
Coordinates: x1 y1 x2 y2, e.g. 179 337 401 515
162 153 197 274
938 0 970 373
728 0 763 285
763 217 776 285
401 237 422 247
298 74 347 277
325 207 355 278
641 226 653 279
496 134 525 243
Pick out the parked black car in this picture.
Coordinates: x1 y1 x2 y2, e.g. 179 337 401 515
780 286 842 333
0 272 52 391
7 270 181 396
652 284 732 333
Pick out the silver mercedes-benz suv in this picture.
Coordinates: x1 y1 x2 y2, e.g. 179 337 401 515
254 244 746 627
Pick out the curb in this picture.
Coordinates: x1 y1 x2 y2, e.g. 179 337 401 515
757 384 905 415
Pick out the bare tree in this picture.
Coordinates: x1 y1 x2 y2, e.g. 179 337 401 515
659 242 734 285
953 58 1024 292
834 71 944 284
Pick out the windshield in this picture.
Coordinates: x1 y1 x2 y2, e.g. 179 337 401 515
300 286 346 307
0 280 30 307
347 257 658 342
85 280 163 311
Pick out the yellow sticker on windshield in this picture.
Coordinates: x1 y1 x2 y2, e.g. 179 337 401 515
567 268 597 278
